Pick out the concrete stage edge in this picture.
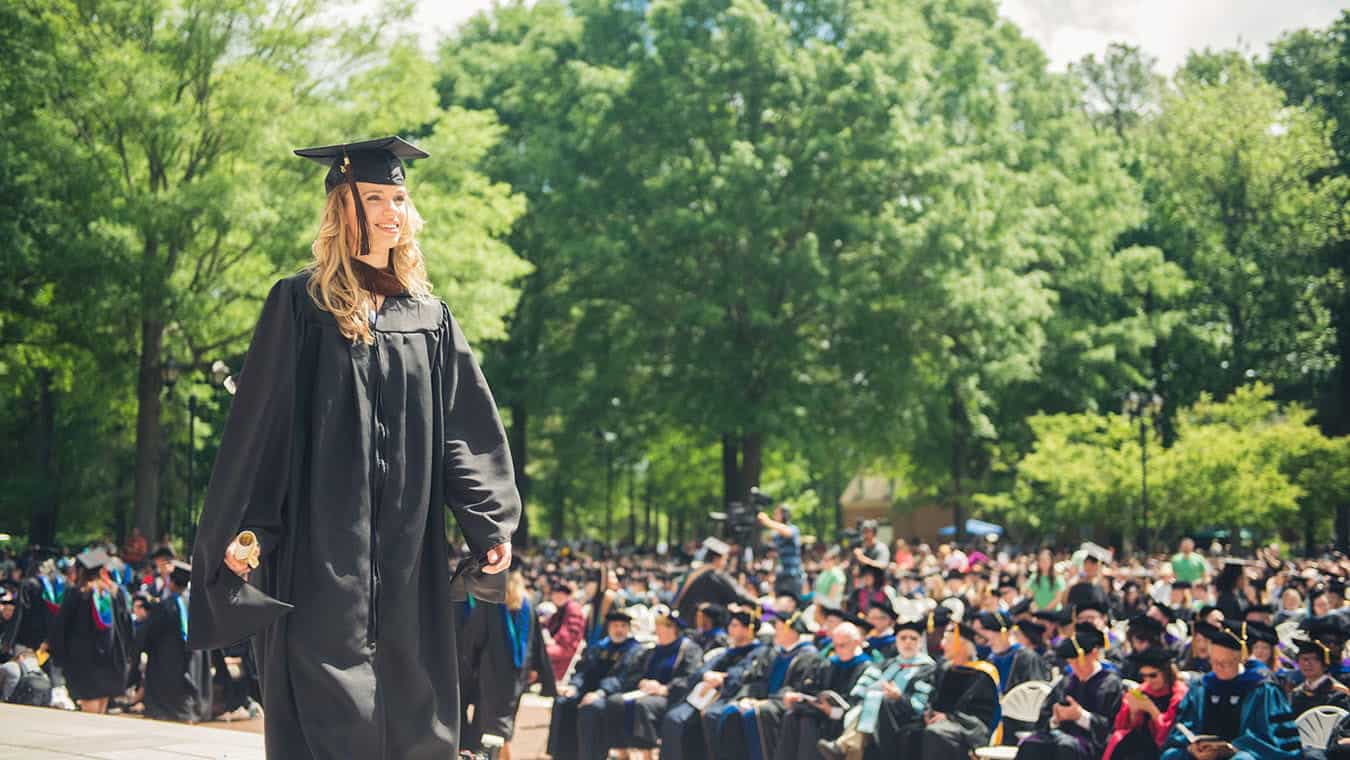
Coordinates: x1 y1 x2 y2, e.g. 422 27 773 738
0 704 265 759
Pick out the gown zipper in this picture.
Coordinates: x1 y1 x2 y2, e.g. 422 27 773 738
367 298 385 649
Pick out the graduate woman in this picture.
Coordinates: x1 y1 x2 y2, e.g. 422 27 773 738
189 136 520 760
50 549 133 714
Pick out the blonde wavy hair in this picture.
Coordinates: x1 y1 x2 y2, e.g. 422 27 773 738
304 183 434 344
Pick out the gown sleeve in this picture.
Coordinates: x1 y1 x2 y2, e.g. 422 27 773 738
440 304 521 556
187 278 299 651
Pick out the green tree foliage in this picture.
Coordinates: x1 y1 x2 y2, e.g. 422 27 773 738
1144 62 1348 404
0 0 526 545
981 384 1347 547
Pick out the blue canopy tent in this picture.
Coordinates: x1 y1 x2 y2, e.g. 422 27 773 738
937 519 1004 537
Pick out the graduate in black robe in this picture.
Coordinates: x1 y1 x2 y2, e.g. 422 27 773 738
1159 621 1301 760
662 605 766 760
547 610 647 760
1120 614 1169 681
705 610 823 760
694 603 730 653
135 561 212 723
673 537 758 623
862 602 899 660
459 571 557 757
916 621 1002 760
1016 623 1124 760
1 582 22 661
606 610 704 752
973 610 1051 743
1290 638 1350 714
773 622 871 760
50 549 133 714
188 136 521 760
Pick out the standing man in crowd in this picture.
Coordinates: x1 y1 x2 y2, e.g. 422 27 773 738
758 505 804 598
852 521 890 575
673 538 758 623
1171 538 1210 586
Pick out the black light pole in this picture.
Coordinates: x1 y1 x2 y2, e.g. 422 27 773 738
1123 391 1163 554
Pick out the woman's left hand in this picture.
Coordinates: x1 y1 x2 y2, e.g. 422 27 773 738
483 542 512 574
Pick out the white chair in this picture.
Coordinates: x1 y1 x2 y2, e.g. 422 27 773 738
1297 705 1348 752
1001 680 1054 723
1276 619 1301 648
1180 670 1203 685
973 681 1055 759
1166 620 1189 642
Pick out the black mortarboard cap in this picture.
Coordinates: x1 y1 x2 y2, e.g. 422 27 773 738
1054 623 1106 660
896 618 927 635
699 603 728 627
1008 598 1033 618
1195 620 1245 652
726 604 755 628
1132 646 1175 670
293 136 429 256
169 560 192 588
1014 619 1046 642
1302 615 1350 644
150 546 176 560
1295 636 1336 665
1033 608 1071 626
1126 614 1165 640
974 610 1011 633
1244 620 1277 646
605 609 633 624
1149 602 1176 622
870 600 900 621
1171 580 1192 590
775 609 812 634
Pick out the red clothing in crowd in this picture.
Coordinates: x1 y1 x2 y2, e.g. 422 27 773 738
545 598 585 682
1103 678 1188 760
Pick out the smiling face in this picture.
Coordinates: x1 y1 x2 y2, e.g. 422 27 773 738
343 181 408 254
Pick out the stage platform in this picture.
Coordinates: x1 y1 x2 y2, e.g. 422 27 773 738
0 696 556 759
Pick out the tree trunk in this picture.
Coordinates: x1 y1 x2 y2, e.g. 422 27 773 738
509 402 530 548
722 432 740 511
29 369 58 548
627 463 637 545
134 317 165 541
740 431 762 502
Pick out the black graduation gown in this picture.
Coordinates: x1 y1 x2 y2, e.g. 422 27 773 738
917 662 1001 760
547 636 647 760
16 577 54 650
50 587 132 701
135 594 212 722
773 655 870 760
674 567 757 623
607 637 705 748
709 642 824 760
1291 676 1350 715
460 600 557 744
661 641 767 760
187 274 521 760
1016 665 1123 760
992 644 1052 741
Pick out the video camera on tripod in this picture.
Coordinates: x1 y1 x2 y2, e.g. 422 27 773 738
710 487 775 549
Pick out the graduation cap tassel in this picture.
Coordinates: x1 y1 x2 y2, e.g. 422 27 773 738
342 153 371 256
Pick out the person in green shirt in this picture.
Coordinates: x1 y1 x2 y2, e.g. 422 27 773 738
1170 537 1209 585
813 547 847 610
1028 548 1065 610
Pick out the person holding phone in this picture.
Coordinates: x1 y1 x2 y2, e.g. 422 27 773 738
1015 623 1124 760
1104 647 1188 760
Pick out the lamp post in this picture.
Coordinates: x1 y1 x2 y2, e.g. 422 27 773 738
1122 391 1163 554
